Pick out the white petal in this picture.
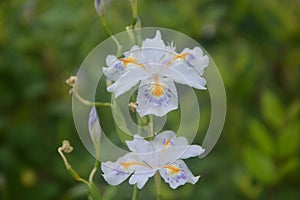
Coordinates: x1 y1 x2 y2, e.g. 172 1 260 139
126 135 157 168
129 169 157 189
124 45 144 64
151 131 205 165
159 160 200 189
126 135 153 153
181 47 209 75
153 130 189 148
101 161 131 186
101 153 147 186
142 31 166 63
88 107 101 143
152 144 204 167
136 77 178 117
107 67 149 98
153 130 181 151
162 63 207 90
103 55 124 81
179 145 205 159
153 130 176 147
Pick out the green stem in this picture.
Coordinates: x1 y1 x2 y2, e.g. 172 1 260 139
131 184 139 200
154 172 162 200
137 113 143 136
72 87 111 107
58 147 89 186
147 115 153 138
129 0 138 28
88 159 99 183
98 1 122 56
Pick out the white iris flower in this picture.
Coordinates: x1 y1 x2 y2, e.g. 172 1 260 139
103 31 209 117
101 131 205 189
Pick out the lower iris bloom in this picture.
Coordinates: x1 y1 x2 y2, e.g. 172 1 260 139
101 131 205 189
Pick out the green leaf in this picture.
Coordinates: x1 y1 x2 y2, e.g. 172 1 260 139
249 119 275 156
243 146 276 185
286 100 300 122
261 90 284 129
278 157 299 180
278 122 300 158
88 182 102 200
235 174 262 199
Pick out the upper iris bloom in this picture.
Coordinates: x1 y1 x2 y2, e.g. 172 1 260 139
101 131 205 189
103 31 209 117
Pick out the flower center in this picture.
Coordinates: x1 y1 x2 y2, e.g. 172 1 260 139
163 165 181 175
151 78 164 97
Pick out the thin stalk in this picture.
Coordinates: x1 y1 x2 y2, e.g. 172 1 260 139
137 113 143 136
154 172 162 200
129 0 138 28
147 115 153 138
58 147 89 186
98 1 122 56
88 159 99 183
72 88 111 107
131 184 139 200
89 140 100 183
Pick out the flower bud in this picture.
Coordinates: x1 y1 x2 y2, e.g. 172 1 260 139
88 106 101 144
94 0 103 16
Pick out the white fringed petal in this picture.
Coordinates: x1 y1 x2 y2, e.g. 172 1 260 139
159 160 200 189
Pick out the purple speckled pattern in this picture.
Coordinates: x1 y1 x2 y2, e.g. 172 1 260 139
143 88 172 107
161 165 188 184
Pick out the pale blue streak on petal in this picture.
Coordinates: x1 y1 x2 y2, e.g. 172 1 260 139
94 0 102 16
88 106 101 143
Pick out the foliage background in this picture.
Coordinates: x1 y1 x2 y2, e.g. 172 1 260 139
0 0 299 199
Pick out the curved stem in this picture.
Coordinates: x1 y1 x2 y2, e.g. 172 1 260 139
72 88 111 107
154 172 162 200
131 184 139 200
58 147 89 186
88 159 99 183
98 0 122 56
147 115 153 138
129 0 138 28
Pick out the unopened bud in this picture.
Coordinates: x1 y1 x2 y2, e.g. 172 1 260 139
94 0 103 16
61 140 73 153
66 76 77 87
128 102 138 112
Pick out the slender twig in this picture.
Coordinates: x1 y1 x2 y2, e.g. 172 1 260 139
154 172 162 200
58 145 89 186
147 115 154 138
72 87 111 107
131 184 140 200
98 0 122 56
88 159 100 183
129 0 138 28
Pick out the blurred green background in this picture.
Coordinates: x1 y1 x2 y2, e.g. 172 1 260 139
0 0 299 199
